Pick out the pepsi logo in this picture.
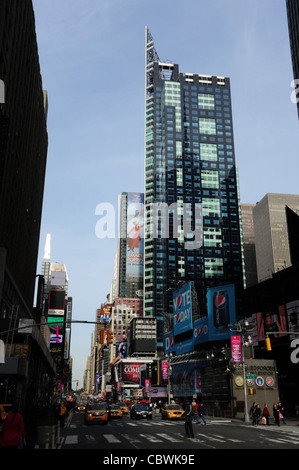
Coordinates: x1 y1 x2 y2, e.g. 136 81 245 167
177 295 182 308
194 324 208 337
215 295 226 307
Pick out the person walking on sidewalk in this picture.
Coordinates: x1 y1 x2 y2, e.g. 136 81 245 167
277 401 286 424
181 400 194 438
196 403 206 424
0 403 26 449
250 402 257 425
262 403 270 425
253 404 262 425
273 404 280 426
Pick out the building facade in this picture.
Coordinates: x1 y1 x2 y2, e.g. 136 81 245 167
144 28 245 350
286 0 299 118
0 0 51 407
240 203 258 288
253 193 299 282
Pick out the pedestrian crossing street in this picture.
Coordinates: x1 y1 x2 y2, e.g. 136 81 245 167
62 418 299 448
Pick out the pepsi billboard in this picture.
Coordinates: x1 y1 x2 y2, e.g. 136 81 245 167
207 284 236 341
193 318 209 346
173 282 193 336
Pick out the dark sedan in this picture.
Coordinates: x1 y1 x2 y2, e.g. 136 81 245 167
130 404 153 420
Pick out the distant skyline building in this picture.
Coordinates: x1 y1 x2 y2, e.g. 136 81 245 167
253 193 299 282
41 234 69 296
286 0 299 118
240 204 258 288
144 28 245 350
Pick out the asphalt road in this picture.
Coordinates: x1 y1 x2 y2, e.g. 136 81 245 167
58 410 299 452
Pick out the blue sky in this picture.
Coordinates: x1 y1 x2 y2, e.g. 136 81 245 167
32 0 299 387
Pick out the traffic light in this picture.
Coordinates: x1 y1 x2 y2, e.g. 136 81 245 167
107 330 114 344
248 388 254 395
266 337 272 351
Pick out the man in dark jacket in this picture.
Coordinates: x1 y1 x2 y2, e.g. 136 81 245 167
181 400 194 438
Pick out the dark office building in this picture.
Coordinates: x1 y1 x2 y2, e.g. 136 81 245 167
144 28 245 350
286 0 299 118
0 0 48 316
0 1 49 406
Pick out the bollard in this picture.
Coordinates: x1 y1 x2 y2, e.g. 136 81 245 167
57 422 60 447
45 432 49 449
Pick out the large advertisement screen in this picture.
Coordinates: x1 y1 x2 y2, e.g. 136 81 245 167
121 362 144 383
173 282 193 336
164 284 236 355
48 316 64 345
48 290 65 316
50 271 66 286
172 362 202 397
206 284 236 341
126 193 144 282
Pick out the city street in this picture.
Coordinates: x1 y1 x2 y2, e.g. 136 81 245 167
58 411 299 451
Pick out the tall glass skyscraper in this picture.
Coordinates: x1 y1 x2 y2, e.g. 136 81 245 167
286 0 299 119
144 28 245 350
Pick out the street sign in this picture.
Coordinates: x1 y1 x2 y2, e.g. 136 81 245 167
246 374 257 380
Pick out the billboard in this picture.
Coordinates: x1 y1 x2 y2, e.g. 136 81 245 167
126 193 144 282
48 316 64 344
50 271 66 286
121 362 144 383
98 304 112 322
117 342 127 359
48 290 65 316
164 284 236 355
173 282 193 336
207 284 236 342
172 362 202 397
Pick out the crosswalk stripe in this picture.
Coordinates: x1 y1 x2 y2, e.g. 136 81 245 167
156 433 183 442
139 434 163 443
197 432 226 442
65 435 78 445
103 434 122 443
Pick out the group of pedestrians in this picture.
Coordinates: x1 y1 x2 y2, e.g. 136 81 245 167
249 401 286 426
181 399 207 439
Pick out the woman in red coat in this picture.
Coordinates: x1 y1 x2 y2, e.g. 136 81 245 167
0 404 26 448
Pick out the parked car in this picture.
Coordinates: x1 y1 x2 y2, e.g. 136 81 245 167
161 404 184 420
85 403 109 424
130 404 153 420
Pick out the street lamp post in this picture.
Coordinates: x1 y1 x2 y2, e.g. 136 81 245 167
167 353 173 404
236 321 251 423
229 321 252 423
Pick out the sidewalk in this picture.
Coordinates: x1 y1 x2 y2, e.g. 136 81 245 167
205 414 299 429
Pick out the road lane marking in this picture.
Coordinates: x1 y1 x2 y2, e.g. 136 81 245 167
139 434 163 443
103 434 122 443
196 432 226 442
65 435 78 445
156 433 183 442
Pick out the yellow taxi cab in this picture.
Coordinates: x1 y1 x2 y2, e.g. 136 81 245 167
75 402 86 412
161 404 184 420
110 404 123 419
85 403 109 425
118 403 129 415
0 404 12 423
